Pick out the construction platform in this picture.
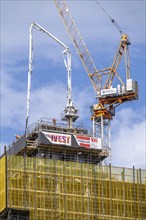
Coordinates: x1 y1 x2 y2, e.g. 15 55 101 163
6 118 108 164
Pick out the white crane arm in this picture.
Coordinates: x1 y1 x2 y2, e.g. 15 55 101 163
26 22 75 130
32 22 69 50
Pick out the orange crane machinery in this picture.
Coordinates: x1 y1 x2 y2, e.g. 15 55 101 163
54 0 138 161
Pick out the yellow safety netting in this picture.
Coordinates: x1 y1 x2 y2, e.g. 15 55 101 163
0 156 6 212
1 155 146 219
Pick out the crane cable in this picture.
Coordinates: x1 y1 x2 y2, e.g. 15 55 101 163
95 0 125 35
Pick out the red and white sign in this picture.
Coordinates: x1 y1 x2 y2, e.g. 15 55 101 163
42 132 71 146
75 135 90 148
75 135 102 149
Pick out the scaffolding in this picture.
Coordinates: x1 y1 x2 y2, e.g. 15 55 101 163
0 155 146 219
6 117 107 164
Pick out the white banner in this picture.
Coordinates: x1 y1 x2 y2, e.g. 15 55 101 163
75 135 102 149
90 137 102 149
42 132 71 146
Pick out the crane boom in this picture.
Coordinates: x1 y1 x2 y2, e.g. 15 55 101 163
26 21 78 130
54 0 102 92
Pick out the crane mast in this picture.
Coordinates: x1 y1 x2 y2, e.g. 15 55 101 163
54 0 138 163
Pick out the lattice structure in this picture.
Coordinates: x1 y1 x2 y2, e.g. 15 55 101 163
0 155 146 219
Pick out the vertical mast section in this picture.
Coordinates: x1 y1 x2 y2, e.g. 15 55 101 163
61 49 79 128
62 49 72 106
26 23 33 131
93 117 111 164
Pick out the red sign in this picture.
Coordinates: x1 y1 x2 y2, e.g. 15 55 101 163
75 135 90 148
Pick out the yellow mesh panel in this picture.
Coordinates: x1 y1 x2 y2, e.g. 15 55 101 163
6 156 146 219
0 156 6 212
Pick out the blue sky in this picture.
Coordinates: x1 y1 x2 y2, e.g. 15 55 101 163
1 0 145 169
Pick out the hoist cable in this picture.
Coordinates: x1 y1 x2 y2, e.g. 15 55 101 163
95 0 125 35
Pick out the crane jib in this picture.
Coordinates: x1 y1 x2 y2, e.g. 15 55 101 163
54 0 102 93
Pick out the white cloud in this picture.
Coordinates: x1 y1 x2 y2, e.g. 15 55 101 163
1 70 26 128
111 108 146 169
1 66 94 130
29 82 66 124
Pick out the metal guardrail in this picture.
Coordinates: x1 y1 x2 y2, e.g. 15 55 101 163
26 139 39 148
26 117 87 137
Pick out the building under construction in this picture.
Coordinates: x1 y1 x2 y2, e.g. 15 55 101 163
1 1 145 219
0 118 146 219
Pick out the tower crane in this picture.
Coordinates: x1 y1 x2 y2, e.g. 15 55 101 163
54 0 138 160
26 22 79 131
